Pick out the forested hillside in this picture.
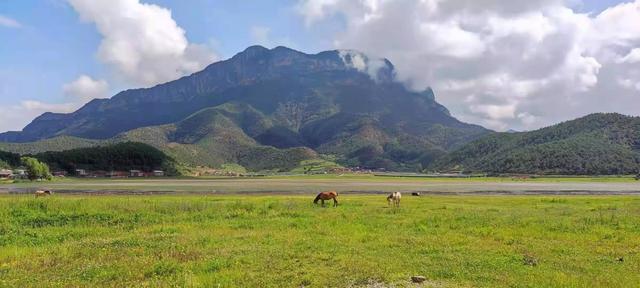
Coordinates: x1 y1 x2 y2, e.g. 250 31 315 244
33 142 178 175
433 113 640 175
0 151 21 169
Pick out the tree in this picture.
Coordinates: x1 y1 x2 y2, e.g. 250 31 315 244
21 157 51 181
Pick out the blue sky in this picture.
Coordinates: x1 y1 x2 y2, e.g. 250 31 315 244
0 0 637 132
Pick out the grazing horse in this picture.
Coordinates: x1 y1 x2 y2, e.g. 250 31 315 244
313 191 339 207
387 191 401 208
35 190 52 198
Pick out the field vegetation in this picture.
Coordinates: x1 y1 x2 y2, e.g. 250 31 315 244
0 194 638 287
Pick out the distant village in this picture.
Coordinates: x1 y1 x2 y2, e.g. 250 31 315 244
0 168 165 179
1 165 471 180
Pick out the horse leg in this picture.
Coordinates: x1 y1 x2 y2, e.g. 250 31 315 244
333 197 338 207
321 199 325 207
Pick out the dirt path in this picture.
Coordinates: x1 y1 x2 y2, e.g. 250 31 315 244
2 178 639 195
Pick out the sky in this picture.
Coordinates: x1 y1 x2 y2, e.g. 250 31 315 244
0 0 638 133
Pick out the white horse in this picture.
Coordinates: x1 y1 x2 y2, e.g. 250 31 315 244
387 191 401 208
35 190 52 198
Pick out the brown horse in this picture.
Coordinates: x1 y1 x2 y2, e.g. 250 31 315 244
35 190 52 198
313 191 339 207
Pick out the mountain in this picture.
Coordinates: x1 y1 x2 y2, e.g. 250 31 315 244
0 46 488 171
433 113 640 175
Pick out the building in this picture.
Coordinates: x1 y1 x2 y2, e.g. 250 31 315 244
108 171 128 178
153 170 165 177
0 169 12 178
90 171 107 178
130 170 145 177
75 169 88 177
53 171 67 177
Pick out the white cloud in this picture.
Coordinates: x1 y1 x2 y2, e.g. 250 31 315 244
0 75 109 132
618 78 640 91
63 75 109 101
298 0 640 131
297 0 340 26
470 104 517 120
248 25 296 49
68 0 218 87
0 15 21 28
20 100 77 112
338 50 388 81
619 48 640 64
0 101 78 132
250 26 272 46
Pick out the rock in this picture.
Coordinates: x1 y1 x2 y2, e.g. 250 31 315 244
411 276 427 283
523 255 538 266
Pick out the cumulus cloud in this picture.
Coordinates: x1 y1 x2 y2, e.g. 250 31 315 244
338 50 389 81
19 100 77 112
68 0 217 87
0 15 21 28
619 48 640 64
0 101 77 132
0 75 109 132
298 0 640 131
63 75 109 101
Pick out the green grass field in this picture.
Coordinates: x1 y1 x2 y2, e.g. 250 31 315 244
1 194 638 287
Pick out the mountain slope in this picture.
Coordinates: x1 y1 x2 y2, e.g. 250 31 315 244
0 46 397 142
0 46 488 171
0 136 100 155
433 113 640 175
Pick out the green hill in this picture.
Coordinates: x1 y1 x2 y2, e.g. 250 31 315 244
34 142 179 175
0 136 100 155
433 113 640 175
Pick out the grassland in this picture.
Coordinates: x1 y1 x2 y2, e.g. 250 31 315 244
0 194 638 287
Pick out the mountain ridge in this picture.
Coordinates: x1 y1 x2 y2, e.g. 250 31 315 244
1 46 405 141
0 46 488 171
432 113 640 175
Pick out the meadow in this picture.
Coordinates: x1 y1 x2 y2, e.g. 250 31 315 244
0 194 638 287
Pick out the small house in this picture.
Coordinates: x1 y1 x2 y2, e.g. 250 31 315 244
53 171 67 177
153 170 165 177
108 171 128 178
91 171 107 178
0 169 12 178
75 169 87 177
130 170 145 177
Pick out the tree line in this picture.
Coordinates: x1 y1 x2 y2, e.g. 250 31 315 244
0 142 178 179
